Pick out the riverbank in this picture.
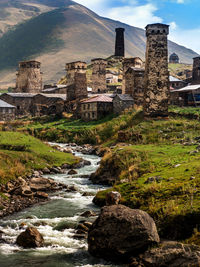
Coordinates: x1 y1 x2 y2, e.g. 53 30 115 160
0 132 80 218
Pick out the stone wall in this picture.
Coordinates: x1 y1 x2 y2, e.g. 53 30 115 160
16 61 43 93
144 23 170 117
91 59 107 93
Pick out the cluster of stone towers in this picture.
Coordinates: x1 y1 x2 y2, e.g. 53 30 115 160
14 23 171 118
15 61 43 93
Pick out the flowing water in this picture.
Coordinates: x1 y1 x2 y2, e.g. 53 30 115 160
0 144 121 267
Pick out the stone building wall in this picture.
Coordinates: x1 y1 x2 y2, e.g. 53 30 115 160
192 57 200 85
91 58 107 93
15 61 43 93
65 61 88 101
115 28 125 57
0 107 15 121
144 23 170 117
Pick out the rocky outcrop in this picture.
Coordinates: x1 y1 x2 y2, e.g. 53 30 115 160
88 205 160 261
16 227 44 248
130 241 200 267
0 174 67 218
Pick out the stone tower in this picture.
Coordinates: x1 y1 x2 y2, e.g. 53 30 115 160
125 67 145 107
65 61 88 101
122 57 143 94
144 23 170 117
115 28 125 57
16 61 43 93
192 57 200 84
91 58 107 93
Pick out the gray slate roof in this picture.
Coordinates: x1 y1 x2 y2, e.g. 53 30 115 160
169 76 185 82
115 94 134 101
0 99 16 108
6 93 37 98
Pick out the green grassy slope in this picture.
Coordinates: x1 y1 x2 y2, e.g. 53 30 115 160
0 131 78 183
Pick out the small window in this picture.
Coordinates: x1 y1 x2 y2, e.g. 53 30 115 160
88 104 90 109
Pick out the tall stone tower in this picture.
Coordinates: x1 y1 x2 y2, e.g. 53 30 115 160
65 61 88 101
115 28 125 57
122 57 143 94
144 23 170 117
192 57 200 84
16 61 43 93
91 58 107 93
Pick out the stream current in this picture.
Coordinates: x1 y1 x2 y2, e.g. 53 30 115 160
0 144 121 267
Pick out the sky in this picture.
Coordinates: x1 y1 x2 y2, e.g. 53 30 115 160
74 0 200 54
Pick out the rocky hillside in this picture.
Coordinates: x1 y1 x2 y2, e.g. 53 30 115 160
0 0 198 88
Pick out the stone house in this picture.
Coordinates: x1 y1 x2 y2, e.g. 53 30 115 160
80 95 113 121
169 53 179 64
170 76 187 90
0 99 16 121
113 94 134 114
0 93 66 117
32 94 66 116
0 93 36 116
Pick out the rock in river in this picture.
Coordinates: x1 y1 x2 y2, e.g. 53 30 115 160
88 205 160 262
16 227 44 248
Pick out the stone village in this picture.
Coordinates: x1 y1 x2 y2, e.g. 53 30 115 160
0 23 199 122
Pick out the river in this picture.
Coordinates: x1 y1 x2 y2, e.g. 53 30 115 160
0 145 121 267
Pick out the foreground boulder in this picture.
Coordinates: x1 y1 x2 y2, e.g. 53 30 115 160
88 205 160 262
130 241 200 267
16 227 44 248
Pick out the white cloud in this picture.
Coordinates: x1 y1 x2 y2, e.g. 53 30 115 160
107 3 162 28
170 26 200 53
74 0 162 29
169 21 177 30
176 0 185 3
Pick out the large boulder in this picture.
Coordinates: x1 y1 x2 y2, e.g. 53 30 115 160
130 241 200 267
88 205 160 262
16 227 44 248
